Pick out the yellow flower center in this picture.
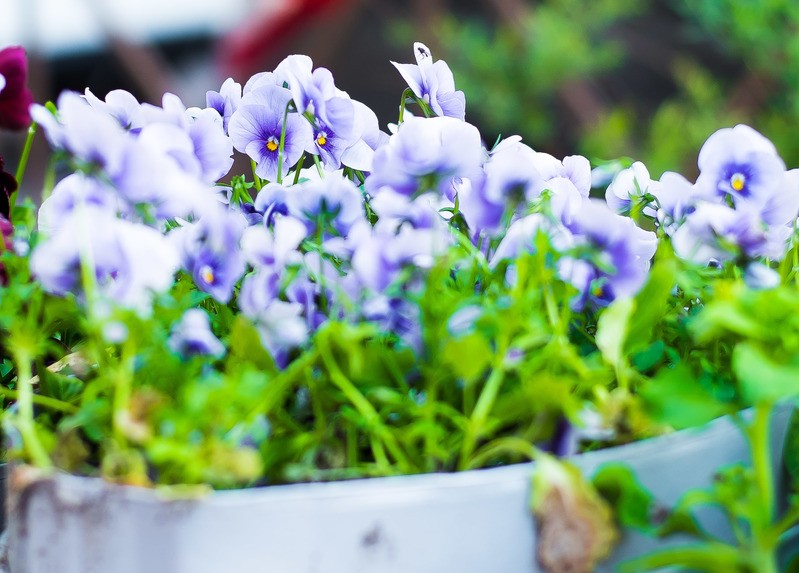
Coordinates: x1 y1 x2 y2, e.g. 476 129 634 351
730 173 746 192
201 266 215 285
266 139 279 153
316 134 327 146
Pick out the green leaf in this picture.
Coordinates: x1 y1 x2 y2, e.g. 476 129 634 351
733 342 799 404
784 410 799 488
640 364 729 429
625 252 678 355
227 316 277 373
442 333 492 383
593 462 656 533
596 296 635 370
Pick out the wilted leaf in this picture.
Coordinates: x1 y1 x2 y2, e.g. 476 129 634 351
531 454 619 573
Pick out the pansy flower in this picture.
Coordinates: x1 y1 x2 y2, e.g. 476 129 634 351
392 42 466 121
228 84 313 182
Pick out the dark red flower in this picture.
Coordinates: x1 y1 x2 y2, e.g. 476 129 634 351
0 156 17 220
0 46 32 131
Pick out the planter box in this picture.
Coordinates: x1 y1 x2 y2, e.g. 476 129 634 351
4 408 793 573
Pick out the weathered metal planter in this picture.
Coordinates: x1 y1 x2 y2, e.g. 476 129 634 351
5 408 794 573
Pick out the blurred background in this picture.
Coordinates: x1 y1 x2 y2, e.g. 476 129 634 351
3 0 799 194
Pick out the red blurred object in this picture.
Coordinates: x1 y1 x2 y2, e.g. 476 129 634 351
218 0 353 80
0 46 33 131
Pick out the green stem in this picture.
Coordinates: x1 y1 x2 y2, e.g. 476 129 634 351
464 437 539 470
317 336 410 471
12 350 52 468
398 88 414 124
618 542 743 573
112 339 136 446
276 101 292 184
251 160 262 191
12 123 37 205
0 386 77 413
748 402 775 530
292 153 306 185
313 154 324 178
459 352 507 470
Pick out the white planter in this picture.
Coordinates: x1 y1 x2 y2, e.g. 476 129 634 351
5 407 793 573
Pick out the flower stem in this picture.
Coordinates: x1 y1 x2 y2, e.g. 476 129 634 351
459 349 507 470
318 335 411 472
11 349 52 468
251 160 262 191
276 101 292 184
12 122 37 206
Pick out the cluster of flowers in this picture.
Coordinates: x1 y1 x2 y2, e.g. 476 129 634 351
605 125 799 285
26 42 799 366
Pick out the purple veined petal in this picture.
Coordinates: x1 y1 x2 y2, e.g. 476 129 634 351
84 88 143 130
137 122 202 179
605 161 651 215
390 62 424 100
31 208 180 311
762 168 799 227
695 124 786 208
273 54 315 110
286 175 364 237
434 90 466 122
239 268 281 319
178 206 248 303
563 199 657 307
561 155 592 198
243 71 278 94
205 77 242 133
186 107 234 183
38 173 122 236
36 91 128 174
241 215 307 268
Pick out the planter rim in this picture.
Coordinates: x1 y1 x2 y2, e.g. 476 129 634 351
8 407 759 507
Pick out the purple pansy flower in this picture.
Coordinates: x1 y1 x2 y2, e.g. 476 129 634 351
531 151 592 198
605 161 653 216
206 77 242 133
349 219 453 294
253 182 291 227
84 88 144 131
241 214 306 269
392 42 466 121
31 209 179 311
696 124 786 209
365 116 484 199
671 203 790 264
228 84 313 182
177 207 248 303
562 200 657 308
38 174 121 235
286 175 364 238
31 91 128 175
169 309 225 358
